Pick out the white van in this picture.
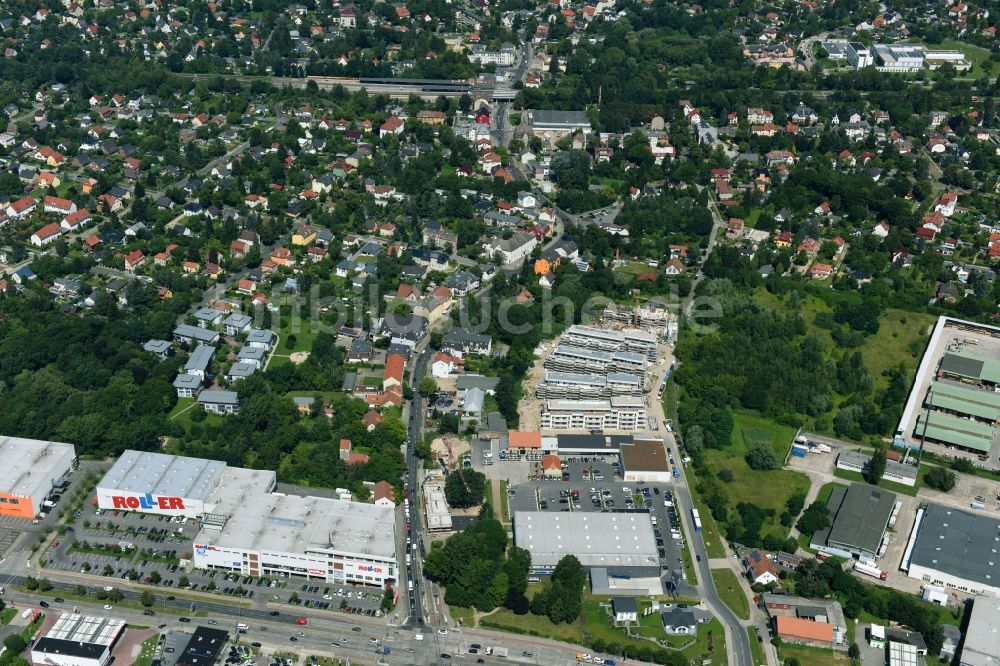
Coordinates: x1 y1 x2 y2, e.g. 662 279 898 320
414 634 424 641
237 623 249 632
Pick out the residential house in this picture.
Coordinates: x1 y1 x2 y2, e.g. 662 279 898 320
198 390 240 415
443 329 492 356
745 549 780 585
246 329 275 350
482 231 537 265
612 598 638 624
373 481 395 507
173 373 203 398
222 313 253 336
383 354 405 390
30 222 63 246
124 249 146 272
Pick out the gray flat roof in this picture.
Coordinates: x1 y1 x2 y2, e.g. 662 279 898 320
199 390 239 405
838 450 918 481
910 503 1000 592
961 596 1000 666
174 324 219 343
544 371 606 386
98 450 226 502
185 345 215 372
226 363 256 379
223 313 253 327
0 436 75 500
194 308 222 320
200 489 396 559
513 511 658 568
530 109 591 129
237 346 266 361
552 345 613 362
455 375 501 391
246 329 274 344
825 483 896 554
173 374 202 389
144 339 171 354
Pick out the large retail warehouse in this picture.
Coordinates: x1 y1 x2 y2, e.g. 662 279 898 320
0 436 76 519
97 450 397 587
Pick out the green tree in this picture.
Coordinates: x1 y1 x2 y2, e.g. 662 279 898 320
148 570 162 584
796 501 830 536
4 635 27 654
745 441 779 471
444 470 486 508
418 376 438 396
178 575 190 588
140 590 155 607
866 449 887 485
923 466 956 492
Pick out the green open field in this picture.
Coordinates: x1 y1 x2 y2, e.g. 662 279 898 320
747 628 766 666
482 602 727 666
702 412 809 536
859 309 935 390
732 412 797 459
617 261 656 276
690 491 726 560
941 38 996 76
711 568 750 620
777 643 850 666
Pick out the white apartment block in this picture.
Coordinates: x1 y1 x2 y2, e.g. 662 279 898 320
544 345 646 378
540 397 648 431
536 371 643 399
561 324 658 359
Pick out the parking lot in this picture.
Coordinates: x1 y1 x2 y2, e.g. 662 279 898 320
43 499 385 617
509 460 690 583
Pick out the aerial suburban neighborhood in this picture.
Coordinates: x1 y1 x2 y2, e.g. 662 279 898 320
4 0 1000 665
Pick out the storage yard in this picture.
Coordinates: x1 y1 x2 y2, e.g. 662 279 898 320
896 316 1000 467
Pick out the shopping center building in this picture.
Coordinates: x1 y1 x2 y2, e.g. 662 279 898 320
96 450 397 587
0 436 77 519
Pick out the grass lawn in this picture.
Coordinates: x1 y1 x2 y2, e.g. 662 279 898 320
834 468 919 497
777 643 849 666
698 411 809 543
816 480 847 505
711 569 750 621
702 449 810 530
483 601 726 666
859 309 935 390
168 397 195 419
680 534 699 586
731 412 796 460
747 628 766 666
268 312 317 361
690 492 726 559
0 607 16 626
449 605 475 627
941 38 995 75
617 261 655 276
134 635 160 666
591 176 624 190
